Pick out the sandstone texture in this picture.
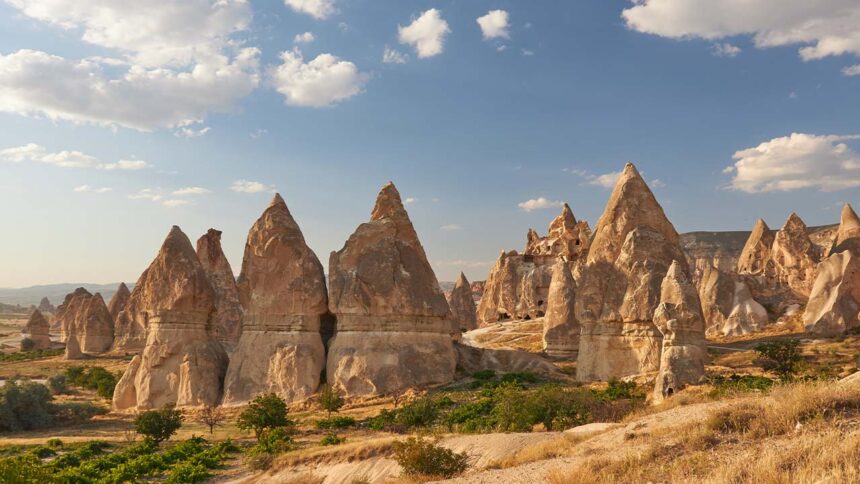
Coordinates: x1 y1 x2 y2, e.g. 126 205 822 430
112 226 227 411
327 183 456 396
64 325 83 360
448 272 478 332
22 309 51 350
455 343 564 378
56 288 114 355
698 265 768 336
769 213 819 299
576 163 686 381
222 195 328 406
107 283 130 323
829 204 860 256
524 203 591 259
542 258 579 359
196 229 243 346
736 219 774 276
653 261 707 402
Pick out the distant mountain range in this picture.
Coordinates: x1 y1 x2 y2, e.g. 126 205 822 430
0 283 132 307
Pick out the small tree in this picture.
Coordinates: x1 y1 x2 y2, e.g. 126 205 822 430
392 436 469 478
134 406 183 443
754 339 802 381
318 384 344 417
237 393 292 441
198 406 225 435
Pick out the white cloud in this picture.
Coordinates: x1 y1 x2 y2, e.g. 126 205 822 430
73 185 112 193
726 133 860 192
496 45 508 52
161 199 190 208
250 128 268 139
518 197 565 212
398 9 451 58
231 179 276 193
650 178 666 188
294 32 315 44
711 42 741 58
0 143 149 170
173 187 211 196
477 10 510 40
404 197 417 205
175 126 211 138
440 224 461 231
383 46 409 64
129 188 162 201
284 0 336 20
623 1 860 67
0 1 259 130
271 49 368 107
588 171 624 188
101 159 150 171
521 49 534 56
844 64 860 76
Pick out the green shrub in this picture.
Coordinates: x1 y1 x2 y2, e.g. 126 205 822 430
395 398 438 429
258 427 294 454
0 349 63 363
47 375 68 396
709 374 774 396
237 393 293 440
320 432 345 446
472 370 496 381
30 446 56 458
443 398 495 433
46 438 63 448
52 401 108 424
64 366 119 399
500 372 539 385
492 383 533 432
754 339 802 381
166 462 211 483
315 415 356 429
528 385 593 431
0 379 54 431
367 409 397 431
392 436 469 478
134 406 184 443
318 384 344 417
20 337 35 352
0 454 54 482
601 379 637 400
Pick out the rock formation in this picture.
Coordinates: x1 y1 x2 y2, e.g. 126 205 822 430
524 203 591 259
653 261 707 402
736 219 774 275
447 273 478 332
107 283 131 322
222 195 327 406
112 226 227 411
64 324 83 360
769 213 819 299
196 229 243 347
56 288 114 354
698 265 768 336
22 309 51 350
327 182 456 396
37 297 54 314
829 203 860 256
455 343 564 379
576 163 687 381
542 258 579 358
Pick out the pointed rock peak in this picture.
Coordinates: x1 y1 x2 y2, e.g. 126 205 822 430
28 309 46 325
117 282 129 294
560 203 576 224
268 192 287 209
665 260 685 282
752 218 770 233
782 212 807 231
455 272 470 288
157 225 200 265
197 228 229 265
370 181 408 222
840 203 860 229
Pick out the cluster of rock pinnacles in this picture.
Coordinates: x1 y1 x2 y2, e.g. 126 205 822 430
30 162 859 410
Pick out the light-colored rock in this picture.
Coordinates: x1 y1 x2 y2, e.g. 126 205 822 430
576 163 687 382
829 203 860 256
22 309 51 350
56 288 114 355
698 265 769 336
448 272 478 332
524 203 591 259
327 182 456 396
804 251 860 335
736 219 774 275
107 283 130 323
455 343 564 378
542 258 579 359
112 226 227 411
769 212 819 299
223 195 328 406
64 325 83 360
721 281 769 336
56 287 91 341
196 228 243 346
653 261 707 402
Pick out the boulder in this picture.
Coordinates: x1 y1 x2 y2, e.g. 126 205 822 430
327 182 456 396
829 203 860 256
804 250 860 335
56 288 114 354
222 195 328 406
112 226 227 411
542 258 579 359
196 229 243 347
107 283 131 322
576 163 686 381
22 309 51 350
447 272 477 332
653 261 707 402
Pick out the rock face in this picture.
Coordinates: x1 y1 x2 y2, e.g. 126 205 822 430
447 273 477 332
112 226 227 411
769 213 819 299
576 163 687 381
37 297 54 314
107 283 130 322
736 219 774 276
830 204 860 256
64 325 83 360
196 229 243 347
653 261 707 402
22 309 51 350
56 288 114 355
524 203 591 259
542 258 579 359
327 182 456 396
680 230 748 282
222 195 328 406
698 265 768 336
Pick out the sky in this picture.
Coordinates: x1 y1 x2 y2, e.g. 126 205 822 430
0 0 859 288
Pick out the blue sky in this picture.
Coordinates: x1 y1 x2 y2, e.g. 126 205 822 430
0 0 859 287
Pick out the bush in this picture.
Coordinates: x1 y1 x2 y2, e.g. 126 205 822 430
754 339 802 381
258 427 294 454
166 462 211 484
472 370 496 381
392 436 469 478
500 372 539 385
20 337 35 352
315 415 356 429
0 379 54 431
528 385 593 431
367 409 397 432
0 349 62 363
601 379 637 400
237 393 293 440
134 406 184 443
709 374 774 397
395 398 438 429
320 432 345 446
492 383 534 432
46 438 63 448
47 375 68 395
318 384 344 417
30 446 56 458
52 401 108 424
64 366 119 399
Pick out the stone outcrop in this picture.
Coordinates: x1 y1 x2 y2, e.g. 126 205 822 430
37 297 54 314
222 195 328 406
22 309 51 350
576 163 687 381
64 325 83 360
830 204 860 256
653 261 707 402
56 288 114 354
112 226 227 411
107 283 130 322
736 219 774 275
327 182 456 396
721 281 770 336
680 230 748 282
447 273 478 332
56 287 91 341
196 229 243 347
769 213 819 299
524 203 591 259
698 265 768 336
455 343 564 378
542 258 579 358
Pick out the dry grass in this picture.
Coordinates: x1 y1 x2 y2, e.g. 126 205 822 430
270 436 398 469
279 472 324 484
489 433 587 469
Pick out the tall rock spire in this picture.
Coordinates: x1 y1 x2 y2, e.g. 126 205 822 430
737 219 774 274
108 283 131 322
447 272 477 332
542 258 579 359
196 229 242 347
830 203 860 256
